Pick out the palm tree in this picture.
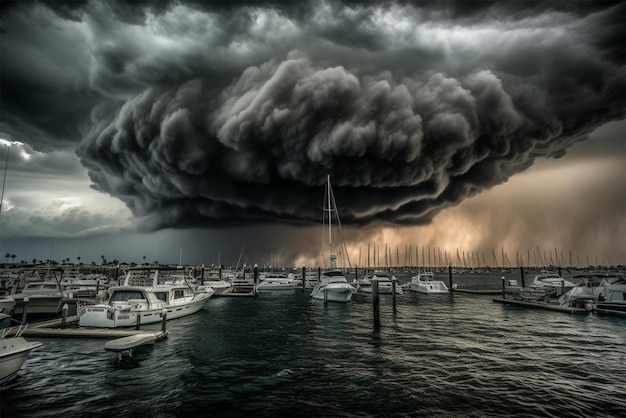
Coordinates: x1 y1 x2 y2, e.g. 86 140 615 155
4 253 10 263
11 254 16 263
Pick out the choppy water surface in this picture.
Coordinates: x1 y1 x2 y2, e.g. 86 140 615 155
2 273 625 417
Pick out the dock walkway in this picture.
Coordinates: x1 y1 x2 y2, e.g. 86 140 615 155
12 315 168 340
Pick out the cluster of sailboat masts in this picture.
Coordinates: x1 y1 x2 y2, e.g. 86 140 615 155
330 244 618 271
2 247 619 272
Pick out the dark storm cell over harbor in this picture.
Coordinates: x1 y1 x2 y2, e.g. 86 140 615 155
0 0 624 267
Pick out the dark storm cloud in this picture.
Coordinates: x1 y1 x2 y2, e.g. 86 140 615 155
1 0 624 231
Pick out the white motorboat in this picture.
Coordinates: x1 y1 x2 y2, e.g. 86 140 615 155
409 271 449 294
59 269 110 298
356 274 402 295
78 269 215 328
1 318 43 386
10 281 67 317
310 270 356 303
502 278 547 301
594 276 626 317
195 267 233 295
257 273 296 291
530 270 577 297
309 175 356 303
198 280 233 295
556 272 622 309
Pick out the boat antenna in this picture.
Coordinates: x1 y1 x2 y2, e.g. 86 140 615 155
0 144 9 215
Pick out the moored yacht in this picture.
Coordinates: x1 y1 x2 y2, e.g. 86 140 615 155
355 273 402 295
594 276 626 317
257 272 296 291
310 270 356 303
409 270 449 294
530 270 577 297
309 175 356 303
78 269 214 328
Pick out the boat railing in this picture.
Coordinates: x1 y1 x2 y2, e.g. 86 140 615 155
1 322 29 339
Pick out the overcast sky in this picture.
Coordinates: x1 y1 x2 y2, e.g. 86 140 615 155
1 0 624 268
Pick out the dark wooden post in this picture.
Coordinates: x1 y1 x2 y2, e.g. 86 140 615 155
161 309 167 333
61 303 68 329
253 264 259 295
520 266 525 288
21 297 29 324
372 280 380 329
448 265 453 290
302 265 306 289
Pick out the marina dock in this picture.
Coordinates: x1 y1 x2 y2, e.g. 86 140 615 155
9 315 168 340
492 297 589 314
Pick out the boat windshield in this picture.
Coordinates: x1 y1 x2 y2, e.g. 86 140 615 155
110 290 145 302
154 292 168 302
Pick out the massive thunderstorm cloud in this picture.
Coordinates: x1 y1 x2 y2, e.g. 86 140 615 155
1 0 624 231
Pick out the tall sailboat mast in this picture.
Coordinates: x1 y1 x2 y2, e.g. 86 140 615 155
0 145 9 215
327 174 332 247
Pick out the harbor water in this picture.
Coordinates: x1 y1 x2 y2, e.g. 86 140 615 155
2 272 625 417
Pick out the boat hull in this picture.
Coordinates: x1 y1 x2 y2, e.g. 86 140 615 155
594 303 626 317
0 337 43 386
78 294 211 328
199 281 232 295
310 284 355 303
257 283 296 291
410 281 449 294
12 295 63 315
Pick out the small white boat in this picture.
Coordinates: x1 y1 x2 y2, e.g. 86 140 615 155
1 319 43 386
78 269 214 328
409 271 449 294
355 274 402 295
104 333 158 359
257 273 296 291
530 270 577 297
310 270 356 303
198 280 232 295
594 276 626 317
10 281 67 316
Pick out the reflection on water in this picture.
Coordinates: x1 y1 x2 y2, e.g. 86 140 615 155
1 273 625 417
